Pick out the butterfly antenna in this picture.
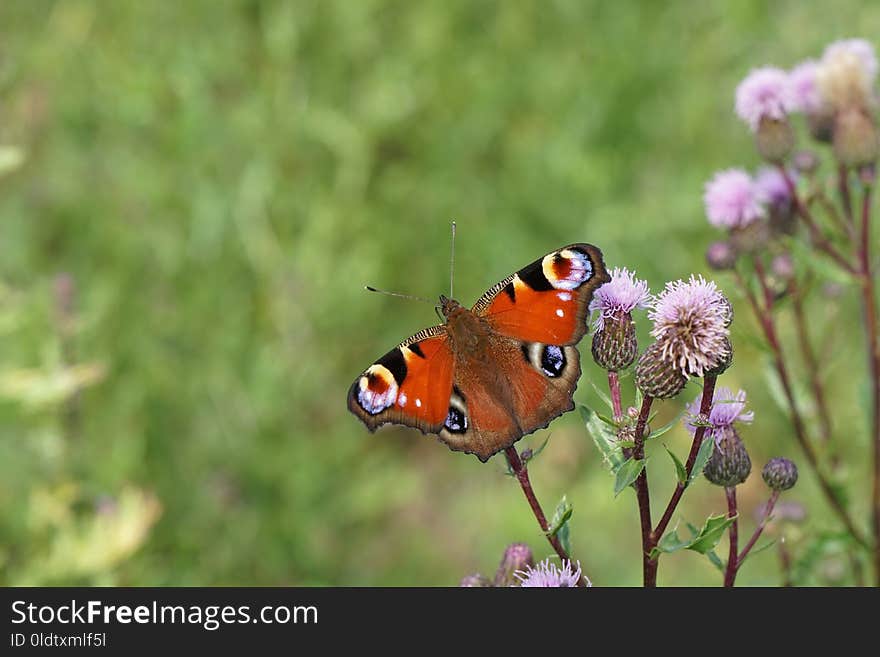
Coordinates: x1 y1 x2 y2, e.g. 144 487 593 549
449 221 456 299
364 286 433 305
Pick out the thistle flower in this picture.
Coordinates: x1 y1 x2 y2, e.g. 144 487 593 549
705 240 737 271
754 167 793 209
703 429 752 487
788 60 823 114
514 559 587 588
704 169 765 229
590 268 650 371
589 268 651 332
635 342 688 399
735 67 793 132
762 457 799 491
816 38 878 110
684 387 754 441
649 276 732 377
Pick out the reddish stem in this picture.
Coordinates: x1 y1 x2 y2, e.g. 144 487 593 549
856 179 880 585
504 447 588 587
738 490 780 567
723 487 739 587
737 259 869 548
608 371 624 420
651 374 718 542
632 395 655 587
779 166 857 274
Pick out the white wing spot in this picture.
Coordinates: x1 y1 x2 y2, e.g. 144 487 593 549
398 392 408 407
557 292 572 301
556 308 564 317
415 398 422 408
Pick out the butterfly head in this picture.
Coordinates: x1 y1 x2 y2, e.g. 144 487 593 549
438 294 463 319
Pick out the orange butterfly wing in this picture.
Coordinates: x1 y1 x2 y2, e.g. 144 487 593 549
347 326 455 434
472 243 610 345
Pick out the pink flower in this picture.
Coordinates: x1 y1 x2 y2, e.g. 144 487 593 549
649 276 731 377
735 67 793 132
754 167 794 208
589 267 651 332
817 38 878 109
704 169 765 229
788 60 823 114
685 387 754 441
514 559 587 587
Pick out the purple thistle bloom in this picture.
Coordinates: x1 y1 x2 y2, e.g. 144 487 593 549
823 38 878 81
514 559 587 587
685 387 754 441
649 276 731 377
735 67 793 132
754 166 794 208
788 60 823 114
589 267 651 332
704 169 765 229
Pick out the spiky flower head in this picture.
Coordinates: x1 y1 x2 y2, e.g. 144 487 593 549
589 268 651 332
589 268 649 371
635 342 688 399
816 38 878 110
704 169 765 229
754 167 793 209
494 543 535 587
685 387 754 441
649 276 732 377
735 67 793 132
762 457 799 491
703 428 752 487
514 559 587 588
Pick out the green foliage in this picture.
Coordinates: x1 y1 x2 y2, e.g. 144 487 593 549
650 514 737 559
613 458 646 498
548 496 573 556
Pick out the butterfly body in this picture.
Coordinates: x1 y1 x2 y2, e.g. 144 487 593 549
348 244 610 462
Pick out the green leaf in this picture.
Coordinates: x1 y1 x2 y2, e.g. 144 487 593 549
686 514 738 555
595 411 619 427
648 413 683 440
706 550 725 572
581 405 626 474
589 378 613 412
687 437 715 487
739 539 777 565
613 457 645 497
652 529 691 556
634 385 644 411
547 496 573 555
664 444 687 484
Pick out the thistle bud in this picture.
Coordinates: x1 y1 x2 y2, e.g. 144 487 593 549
635 343 687 400
493 543 534 587
833 107 879 168
793 150 820 174
807 105 835 143
762 457 799 491
706 241 738 271
756 116 795 163
592 312 637 371
705 337 733 376
703 428 752 487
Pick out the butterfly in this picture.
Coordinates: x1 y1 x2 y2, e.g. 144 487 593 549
348 244 610 462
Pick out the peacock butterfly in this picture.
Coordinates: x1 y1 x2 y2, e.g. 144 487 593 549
347 243 611 462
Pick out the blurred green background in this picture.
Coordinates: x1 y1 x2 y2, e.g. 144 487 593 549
1 0 878 586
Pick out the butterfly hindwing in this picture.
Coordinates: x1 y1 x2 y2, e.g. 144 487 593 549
472 243 610 345
438 336 582 462
347 326 455 434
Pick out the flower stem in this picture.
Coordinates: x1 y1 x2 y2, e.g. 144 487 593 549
632 395 655 586
737 490 780 569
723 487 739 587
608 371 624 419
790 281 834 447
734 261 869 548
780 166 857 274
855 175 880 585
504 446 588 587
652 374 718 542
